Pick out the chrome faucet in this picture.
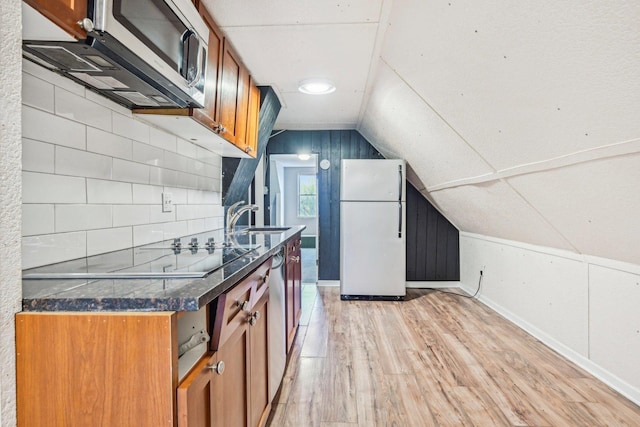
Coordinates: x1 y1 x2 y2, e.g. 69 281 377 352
226 201 259 234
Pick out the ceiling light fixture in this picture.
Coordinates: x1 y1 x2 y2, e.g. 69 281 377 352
298 78 336 95
298 154 311 161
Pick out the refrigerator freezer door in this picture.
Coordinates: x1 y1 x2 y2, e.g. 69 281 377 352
341 159 405 202
340 201 406 297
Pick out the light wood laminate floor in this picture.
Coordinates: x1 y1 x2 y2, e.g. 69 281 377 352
268 287 640 426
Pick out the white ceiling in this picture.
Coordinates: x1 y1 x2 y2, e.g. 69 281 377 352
204 0 640 266
202 0 386 129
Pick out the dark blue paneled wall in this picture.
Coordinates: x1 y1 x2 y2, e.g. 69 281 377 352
266 130 459 281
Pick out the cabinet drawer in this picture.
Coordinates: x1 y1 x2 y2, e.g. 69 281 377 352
211 276 254 351
251 257 273 307
211 258 273 351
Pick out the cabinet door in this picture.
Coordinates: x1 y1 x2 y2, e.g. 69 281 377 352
16 312 176 427
25 0 87 39
249 294 271 427
217 40 249 146
177 354 216 427
211 323 251 427
241 79 260 158
193 5 223 130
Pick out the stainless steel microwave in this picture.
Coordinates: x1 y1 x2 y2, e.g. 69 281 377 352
23 0 209 109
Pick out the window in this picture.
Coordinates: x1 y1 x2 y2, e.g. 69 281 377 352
298 174 317 217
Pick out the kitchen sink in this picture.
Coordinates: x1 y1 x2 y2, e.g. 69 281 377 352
242 227 291 234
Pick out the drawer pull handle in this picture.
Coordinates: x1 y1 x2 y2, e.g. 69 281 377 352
248 311 261 326
208 361 225 375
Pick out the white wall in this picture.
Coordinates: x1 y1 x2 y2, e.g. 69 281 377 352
0 0 22 423
21 60 225 269
461 233 640 405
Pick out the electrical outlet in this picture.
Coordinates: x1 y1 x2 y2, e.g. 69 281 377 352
162 192 173 213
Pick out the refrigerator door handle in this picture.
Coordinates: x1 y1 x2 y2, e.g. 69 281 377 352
398 202 403 238
397 164 403 238
397 165 403 202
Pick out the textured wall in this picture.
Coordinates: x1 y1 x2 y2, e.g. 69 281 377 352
461 233 640 405
21 61 225 269
0 0 22 424
359 0 640 266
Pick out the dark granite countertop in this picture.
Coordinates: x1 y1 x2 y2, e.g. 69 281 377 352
22 225 305 312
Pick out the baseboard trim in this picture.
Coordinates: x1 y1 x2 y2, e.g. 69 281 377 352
317 280 340 287
460 282 640 406
406 281 460 289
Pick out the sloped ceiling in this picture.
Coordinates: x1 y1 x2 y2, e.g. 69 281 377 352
206 0 640 266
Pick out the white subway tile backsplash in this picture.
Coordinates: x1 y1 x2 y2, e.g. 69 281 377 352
196 146 221 166
177 139 197 158
163 221 189 240
22 231 87 270
204 217 221 231
23 105 86 150
55 204 112 233
192 159 206 176
164 151 189 172
176 205 199 221
203 205 217 217
22 72 55 112
55 87 112 131
85 90 132 116
113 205 150 227
113 159 149 184
187 189 218 205
133 224 164 246
87 227 132 256
165 187 188 204
149 127 177 152
150 167 178 187
56 146 113 179
132 184 163 204
113 113 149 143
23 172 86 204
22 204 55 236
198 176 218 192
22 138 54 173
87 179 132 204
87 127 132 160
149 209 175 224
187 219 207 235
21 63 225 266
133 142 164 166
176 172 199 189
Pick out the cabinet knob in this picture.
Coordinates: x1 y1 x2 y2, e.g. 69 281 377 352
208 361 225 375
77 18 94 32
258 274 269 285
244 146 253 153
237 300 250 311
248 311 261 326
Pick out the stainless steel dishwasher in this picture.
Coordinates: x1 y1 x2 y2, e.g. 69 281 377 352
268 246 287 400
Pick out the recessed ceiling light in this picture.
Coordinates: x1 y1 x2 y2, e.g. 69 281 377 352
298 78 336 95
298 154 311 160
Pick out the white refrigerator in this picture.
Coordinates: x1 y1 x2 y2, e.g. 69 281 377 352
340 159 406 300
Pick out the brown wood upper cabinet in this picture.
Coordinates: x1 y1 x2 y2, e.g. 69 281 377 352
135 5 258 158
24 0 88 40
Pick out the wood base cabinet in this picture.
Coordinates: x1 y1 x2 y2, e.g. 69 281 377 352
16 312 177 427
178 258 273 427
